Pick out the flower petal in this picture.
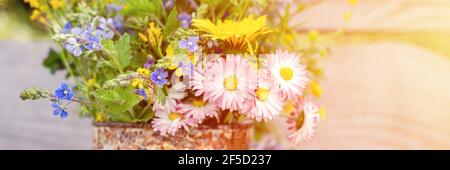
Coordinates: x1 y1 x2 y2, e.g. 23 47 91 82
179 39 188 49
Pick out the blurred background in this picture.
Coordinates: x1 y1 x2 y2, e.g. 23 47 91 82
1 0 450 149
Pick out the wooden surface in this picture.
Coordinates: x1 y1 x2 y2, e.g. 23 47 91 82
1 0 450 149
0 41 92 149
302 42 450 149
297 0 450 149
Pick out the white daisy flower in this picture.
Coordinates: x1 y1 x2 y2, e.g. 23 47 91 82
265 50 309 100
245 80 283 121
203 55 257 111
286 99 321 145
152 106 193 136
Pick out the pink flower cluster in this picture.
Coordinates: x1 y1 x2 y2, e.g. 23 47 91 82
151 50 321 145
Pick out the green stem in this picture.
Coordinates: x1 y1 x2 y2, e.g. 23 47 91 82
128 108 137 119
138 102 152 118
57 44 77 80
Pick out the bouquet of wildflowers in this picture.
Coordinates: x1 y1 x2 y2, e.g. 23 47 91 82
19 0 352 148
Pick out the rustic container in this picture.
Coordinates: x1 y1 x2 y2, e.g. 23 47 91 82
93 122 251 150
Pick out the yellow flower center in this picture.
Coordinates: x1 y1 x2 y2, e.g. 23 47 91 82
255 87 269 101
295 112 305 129
224 75 238 90
279 67 294 81
192 99 206 107
168 112 182 121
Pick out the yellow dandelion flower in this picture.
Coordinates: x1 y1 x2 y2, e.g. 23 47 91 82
49 0 64 9
192 16 271 51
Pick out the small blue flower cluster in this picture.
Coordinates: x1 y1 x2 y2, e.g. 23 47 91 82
62 16 125 57
179 36 199 53
63 23 111 57
98 16 124 37
52 82 74 119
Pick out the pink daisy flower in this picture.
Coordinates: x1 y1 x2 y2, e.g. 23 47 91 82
286 98 321 145
152 82 186 113
244 80 283 121
152 106 194 136
202 55 257 111
264 50 309 100
179 98 218 124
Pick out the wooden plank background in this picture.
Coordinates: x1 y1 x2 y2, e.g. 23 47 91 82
1 0 450 149
296 0 450 149
0 41 92 149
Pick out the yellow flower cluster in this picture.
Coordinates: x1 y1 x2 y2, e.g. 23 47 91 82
30 9 47 24
131 78 146 89
131 67 150 89
137 67 150 77
50 0 64 9
24 0 62 25
25 0 40 8
138 22 163 49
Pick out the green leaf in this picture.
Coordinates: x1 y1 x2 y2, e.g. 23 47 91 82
43 48 64 74
136 110 155 123
102 34 132 71
94 88 141 122
155 86 167 105
153 0 164 18
163 8 179 38
79 106 92 117
121 0 157 17
109 111 134 122
116 33 132 69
